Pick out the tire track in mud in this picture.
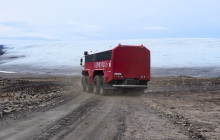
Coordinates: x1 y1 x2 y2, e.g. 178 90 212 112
60 97 128 140
32 97 101 140
113 111 127 140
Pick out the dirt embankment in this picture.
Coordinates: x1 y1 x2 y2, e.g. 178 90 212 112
0 75 219 140
0 76 81 118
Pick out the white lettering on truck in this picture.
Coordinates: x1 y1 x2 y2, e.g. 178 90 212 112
94 61 111 68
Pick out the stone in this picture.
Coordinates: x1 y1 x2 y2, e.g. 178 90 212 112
2 107 12 114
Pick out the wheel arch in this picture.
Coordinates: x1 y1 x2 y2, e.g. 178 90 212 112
93 70 104 77
82 70 89 76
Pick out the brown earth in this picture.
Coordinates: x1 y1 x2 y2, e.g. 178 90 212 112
0 74 219 140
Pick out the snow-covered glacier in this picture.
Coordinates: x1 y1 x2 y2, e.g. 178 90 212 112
0 38 220 76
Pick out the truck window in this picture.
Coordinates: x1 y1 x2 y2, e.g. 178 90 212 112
85 50 112 62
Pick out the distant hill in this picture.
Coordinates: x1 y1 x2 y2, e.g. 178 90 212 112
0 45 5 55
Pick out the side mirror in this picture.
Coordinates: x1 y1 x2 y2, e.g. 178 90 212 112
80 58 83 66
84 51 88 55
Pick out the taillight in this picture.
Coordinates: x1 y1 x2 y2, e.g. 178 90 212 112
113 73 123 79
140 76 146 79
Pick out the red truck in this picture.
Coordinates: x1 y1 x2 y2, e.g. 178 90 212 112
80 44 150 95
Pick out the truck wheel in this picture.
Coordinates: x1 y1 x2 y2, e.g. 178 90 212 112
93 75 101 94
82 76 86 92
85 76 93 93
100 76 107 95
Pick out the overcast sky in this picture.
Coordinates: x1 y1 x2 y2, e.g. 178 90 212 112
0 0 219 41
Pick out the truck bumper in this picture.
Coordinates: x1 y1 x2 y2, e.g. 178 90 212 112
113 85 148 88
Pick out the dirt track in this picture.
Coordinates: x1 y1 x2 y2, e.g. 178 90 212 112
0 75 219 140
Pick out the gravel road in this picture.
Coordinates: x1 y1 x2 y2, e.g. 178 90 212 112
0 75 219 140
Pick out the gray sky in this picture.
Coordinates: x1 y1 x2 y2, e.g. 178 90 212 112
0 0 220 41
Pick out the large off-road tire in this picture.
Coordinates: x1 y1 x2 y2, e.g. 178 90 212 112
100 76 107 95
82 76 86 92
85 76 93 93
93 75 101 94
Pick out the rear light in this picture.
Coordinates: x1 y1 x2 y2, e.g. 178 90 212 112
140 76 147 79
112 73 123 79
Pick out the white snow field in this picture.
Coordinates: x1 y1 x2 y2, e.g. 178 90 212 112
0 38 220 76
